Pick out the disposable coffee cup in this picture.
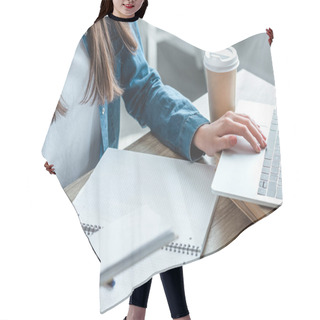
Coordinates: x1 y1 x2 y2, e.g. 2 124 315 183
203 47 239 122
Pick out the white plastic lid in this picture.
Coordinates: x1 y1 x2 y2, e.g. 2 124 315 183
203 47 239 73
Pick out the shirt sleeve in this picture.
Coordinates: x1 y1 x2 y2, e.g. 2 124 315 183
120 22 210 161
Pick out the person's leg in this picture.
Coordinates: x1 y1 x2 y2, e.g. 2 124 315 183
160 266 191 320
126 278 152 320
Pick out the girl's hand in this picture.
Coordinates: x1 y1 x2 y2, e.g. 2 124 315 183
266 28 273 46
193 111 267 157
44 161 56 175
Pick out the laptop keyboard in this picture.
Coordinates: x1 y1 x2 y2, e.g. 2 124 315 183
257 109 282 199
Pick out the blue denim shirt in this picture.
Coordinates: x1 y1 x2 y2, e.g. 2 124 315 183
83 17 209 161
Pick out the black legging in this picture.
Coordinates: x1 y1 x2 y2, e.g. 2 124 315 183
129 266 189 319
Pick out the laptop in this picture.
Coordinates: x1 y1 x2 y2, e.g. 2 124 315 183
211 100 282 208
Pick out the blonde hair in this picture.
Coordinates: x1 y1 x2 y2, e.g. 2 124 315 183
52 97 67 122
53 0 149 121
82 19 137 106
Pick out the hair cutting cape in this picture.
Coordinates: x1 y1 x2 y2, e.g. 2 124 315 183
42 16 282 313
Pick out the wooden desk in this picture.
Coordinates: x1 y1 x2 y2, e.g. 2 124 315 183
64 131 275 259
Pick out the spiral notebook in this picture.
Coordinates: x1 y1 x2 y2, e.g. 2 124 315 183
79 205 176 285
72 148 218 306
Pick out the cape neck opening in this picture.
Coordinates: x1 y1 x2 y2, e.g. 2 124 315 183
108 12 139 22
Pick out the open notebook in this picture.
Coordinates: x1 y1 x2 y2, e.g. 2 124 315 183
72 148 218 312
79 204 177 285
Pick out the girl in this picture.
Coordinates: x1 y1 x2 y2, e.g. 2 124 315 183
44 0 266 319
